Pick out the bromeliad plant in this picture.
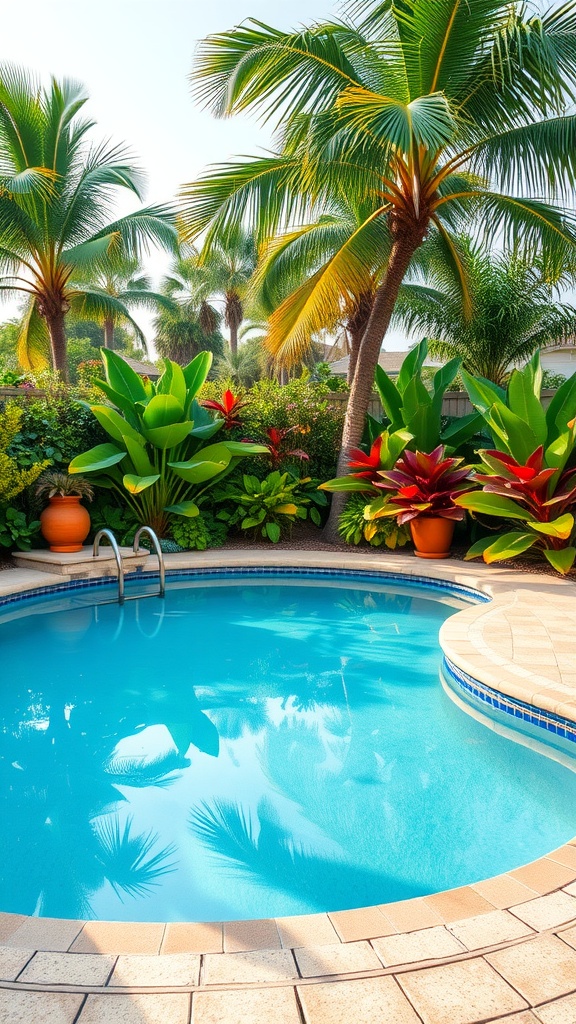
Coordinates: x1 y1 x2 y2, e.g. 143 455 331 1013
365 447 474 526
455 446 576 575
201 389 249 429
69 349 266 536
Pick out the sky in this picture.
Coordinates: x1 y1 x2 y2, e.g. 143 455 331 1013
2 0 408 352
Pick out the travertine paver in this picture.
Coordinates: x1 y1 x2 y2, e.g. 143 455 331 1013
110 953 200 987
511 859 576 895
380 897 444 932
423 886 496 923
329 906 395 942
0 914 26 943
298 975 421 1024
203 948 297 985
294 940 382 978
4 915 84 951
560 923 576 950
535 991 576 1023
192 987 301 1024
372 925 465 966
448 909 533 950
79 993 190 1024
510 890 576 930
0 989 84 1024
397 957 528 1024
486 934 576 1004
70 922 164 955
162 922 223 954
223 918 280 952
0 946 32 981
19 951 116 986
277 913 339 948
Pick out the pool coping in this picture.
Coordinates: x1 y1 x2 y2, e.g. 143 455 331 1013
1 548 575 1023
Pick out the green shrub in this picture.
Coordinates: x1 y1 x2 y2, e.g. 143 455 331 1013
171 511 228 550
339 493 410 548
0 403 48 503
0 507 41 551
217 470 316 543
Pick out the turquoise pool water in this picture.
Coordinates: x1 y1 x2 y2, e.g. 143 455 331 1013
0 572 575 922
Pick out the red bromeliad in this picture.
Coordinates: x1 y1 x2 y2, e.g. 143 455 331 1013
369 446 474 524
259 426 310 467
347 436 384 482
202 389 249 429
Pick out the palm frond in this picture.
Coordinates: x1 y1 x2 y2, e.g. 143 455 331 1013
16 298 50 370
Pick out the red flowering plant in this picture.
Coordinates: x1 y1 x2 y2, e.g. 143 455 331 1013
258 426 310 468
364 446 475 526
455 446 576 574
201 389 249 429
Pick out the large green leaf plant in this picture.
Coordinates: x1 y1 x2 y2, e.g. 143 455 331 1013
455 353 576 573
69 350 266 536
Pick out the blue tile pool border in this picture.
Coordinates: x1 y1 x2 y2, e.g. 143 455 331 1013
443 655 576 745
0 564 490 613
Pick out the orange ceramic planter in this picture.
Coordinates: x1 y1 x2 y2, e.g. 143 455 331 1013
410 517 455 559
40 495 91 553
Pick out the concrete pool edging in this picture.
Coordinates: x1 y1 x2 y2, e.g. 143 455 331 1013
0 548 575 1023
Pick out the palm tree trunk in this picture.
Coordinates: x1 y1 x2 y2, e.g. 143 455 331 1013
45 309 69 383
322 234 420 543
229 319 239 357
346 292 374 385
103 318 114 349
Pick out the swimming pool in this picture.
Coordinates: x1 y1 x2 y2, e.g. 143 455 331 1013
1 569 575 922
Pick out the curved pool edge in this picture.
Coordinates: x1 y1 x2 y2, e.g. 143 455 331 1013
1 548 576 1021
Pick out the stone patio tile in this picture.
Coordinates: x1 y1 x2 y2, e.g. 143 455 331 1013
192 986 301 1024
162 922 223 954
550 846 576 871
0 947 33 981
486 934 576 1004
397 957 527 1024
79 993 190 1023
493 1015 539 1023
423 886 496 923
294 940 382 978
110 953 200 987
558 923 576 950
511 858 576 894
298 975 421 1024
276 913 339 948
19 951 116 986
329 906 396 942
203 948 297 985
448 909 533 950
0 989 84 1024
4 915 84 951
471 874 539 909
223 918 280 952
534 991 576 1024
70 922 164 955
0 913 26 943
564 880 576 897
380 897 444 932
510 891 576 931
372 925 465 967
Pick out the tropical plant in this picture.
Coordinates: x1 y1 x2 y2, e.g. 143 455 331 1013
214 337 265 385
338 492 410 548
462 351 576 464
456 447 576 574
0 403 48 502
321 428 413 494
36 470 94 501
0 66 177 378
153 253 225 364
184 0 576 539
197 225 258 356
201 388 248 429
216 470 318 542
366 447 474 526
368 339 483 452
171 510 228 550
255 426 310 468
0 506 40 550
68 349 267 536
394 244 576 386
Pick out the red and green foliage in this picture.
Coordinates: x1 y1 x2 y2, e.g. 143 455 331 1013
201 389 249 429
255 426 310 467
366 446 474 525
456 445 576 574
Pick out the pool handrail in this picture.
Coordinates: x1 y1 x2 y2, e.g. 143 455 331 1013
133 526 166 598
92 528 125 603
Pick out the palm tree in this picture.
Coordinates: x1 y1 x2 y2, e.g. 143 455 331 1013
198 226 258 356
153 253 224 364
181 0 576 538
0 66 177 379
394 242 576 386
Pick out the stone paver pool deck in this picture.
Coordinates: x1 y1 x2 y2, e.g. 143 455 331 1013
1 549 575 1023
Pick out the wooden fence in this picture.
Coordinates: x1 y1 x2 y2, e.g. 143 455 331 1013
325 389 557 419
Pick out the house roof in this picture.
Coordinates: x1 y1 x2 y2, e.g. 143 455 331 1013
122 356 161 379
329 350 414 377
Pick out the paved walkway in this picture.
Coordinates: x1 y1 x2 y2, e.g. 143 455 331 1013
0 550 575 1023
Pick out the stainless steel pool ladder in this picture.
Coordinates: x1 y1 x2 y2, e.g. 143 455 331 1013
92 526 165 603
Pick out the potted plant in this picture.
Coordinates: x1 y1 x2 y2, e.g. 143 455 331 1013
36 471 94 552
365 446 474 558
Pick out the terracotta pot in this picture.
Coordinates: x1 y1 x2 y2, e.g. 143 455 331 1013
40 495 91 553
410 517 455 559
